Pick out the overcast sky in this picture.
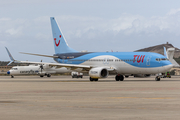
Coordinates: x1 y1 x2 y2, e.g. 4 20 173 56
1 0 180 62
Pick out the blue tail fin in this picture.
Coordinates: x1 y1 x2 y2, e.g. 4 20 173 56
50 17 77 54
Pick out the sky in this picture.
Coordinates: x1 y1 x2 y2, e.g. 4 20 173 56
1 0 180 62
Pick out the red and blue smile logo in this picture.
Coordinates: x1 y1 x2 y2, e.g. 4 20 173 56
54 35 61 47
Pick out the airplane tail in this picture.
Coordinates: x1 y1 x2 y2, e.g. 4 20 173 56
50 17 77 54
5 47 21 66
5 47 15 66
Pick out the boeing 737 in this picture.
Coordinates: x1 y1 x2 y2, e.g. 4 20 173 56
19 17 173 81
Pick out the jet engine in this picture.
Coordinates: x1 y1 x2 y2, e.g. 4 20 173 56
89 67 108 78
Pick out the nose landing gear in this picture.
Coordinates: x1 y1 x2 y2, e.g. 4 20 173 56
155 76 160 81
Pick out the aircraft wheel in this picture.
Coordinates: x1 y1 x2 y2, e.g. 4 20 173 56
47 74 51 77
89 77 98 81
115 75 124 81
155 76 160 81
11 75 14 78
115 75 120 81
120 75 124 81
40 75 44 77
90 77 94 81
94 79 98 81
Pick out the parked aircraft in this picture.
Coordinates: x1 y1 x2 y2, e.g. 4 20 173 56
7 65 70 78
19 17 173 81
5 47 71 78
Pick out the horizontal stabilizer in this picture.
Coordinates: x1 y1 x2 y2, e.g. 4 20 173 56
20 52 59 58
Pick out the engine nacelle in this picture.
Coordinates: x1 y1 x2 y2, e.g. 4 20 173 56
89 67 108 78
43 64 50 69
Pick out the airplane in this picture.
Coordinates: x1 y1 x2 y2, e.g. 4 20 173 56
5 47 71 78
7 64 71 78
19 17 173 81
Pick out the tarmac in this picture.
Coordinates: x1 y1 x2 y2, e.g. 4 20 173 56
0 75 180 120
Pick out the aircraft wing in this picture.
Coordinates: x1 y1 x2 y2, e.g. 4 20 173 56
18 61 116 72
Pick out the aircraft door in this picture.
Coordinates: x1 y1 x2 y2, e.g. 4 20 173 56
103 58 109 65
146 56 151 66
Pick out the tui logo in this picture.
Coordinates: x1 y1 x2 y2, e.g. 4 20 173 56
133 55 145 63
54 35 61 47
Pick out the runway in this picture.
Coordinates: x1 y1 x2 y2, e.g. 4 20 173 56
0 75 180 120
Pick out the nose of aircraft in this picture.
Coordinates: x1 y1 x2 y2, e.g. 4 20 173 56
162 61 173 71
7 71 10 75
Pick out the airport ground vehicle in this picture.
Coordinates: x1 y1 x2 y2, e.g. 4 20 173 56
71 72 83 78
162 72 171 78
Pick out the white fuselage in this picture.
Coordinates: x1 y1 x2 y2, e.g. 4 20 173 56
7 64 71 75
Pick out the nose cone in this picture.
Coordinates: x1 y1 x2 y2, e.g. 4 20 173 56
7 71 10 75
163 61 173 71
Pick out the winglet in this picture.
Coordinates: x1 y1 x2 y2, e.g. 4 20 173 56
163 47 167 58
166 47 179 67
166 47 175 60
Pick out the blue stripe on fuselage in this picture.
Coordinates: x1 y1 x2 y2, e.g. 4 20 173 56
54 52 172 68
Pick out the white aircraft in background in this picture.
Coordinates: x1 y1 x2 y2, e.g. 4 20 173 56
5 47 71 78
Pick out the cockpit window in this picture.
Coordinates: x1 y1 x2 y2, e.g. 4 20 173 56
161 58 168 61
156 58 168 61
156 58 160 61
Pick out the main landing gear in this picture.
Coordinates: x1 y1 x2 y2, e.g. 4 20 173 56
47 74 51 77
115 74 124 81
40 74 51 78
89 77 98 82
